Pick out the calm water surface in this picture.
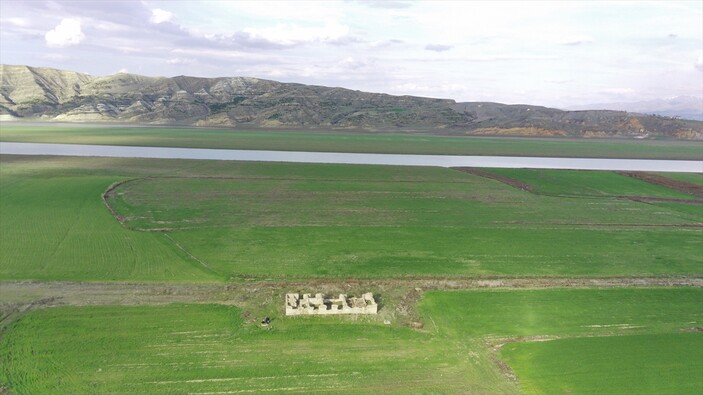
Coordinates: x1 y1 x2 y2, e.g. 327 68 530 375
1 142 701 172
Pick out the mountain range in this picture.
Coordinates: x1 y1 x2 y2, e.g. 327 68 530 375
570 96 703 122
1 64 701 140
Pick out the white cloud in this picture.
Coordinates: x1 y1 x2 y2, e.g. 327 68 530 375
166 57 195 65
116 68 129 74
559 35 594 46
696 53 703 71
425 44 452 52
150 8 173 24
7 17 30 27
45 18 85 47
241 21 349 46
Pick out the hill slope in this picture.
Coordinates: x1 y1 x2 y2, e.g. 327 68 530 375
1 64 701 139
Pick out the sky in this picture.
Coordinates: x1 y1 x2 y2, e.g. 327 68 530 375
1 0 701 108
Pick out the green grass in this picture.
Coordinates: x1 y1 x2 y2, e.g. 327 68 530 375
0 304 516 394
502 333 703 395
2 155 701 281
109 166 702 278
2 124 702 159
419 288 703 338
3 289 701 394
0 158 220 281
420 288 703 394
485 168 700 198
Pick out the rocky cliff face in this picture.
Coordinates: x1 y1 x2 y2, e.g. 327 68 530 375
1 64 701 139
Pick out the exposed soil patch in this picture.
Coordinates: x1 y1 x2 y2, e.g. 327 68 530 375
617 171 703 199
620 196 703 205
101 179 132 224
451 167 532 192
2 277 700 325
495 221 703 227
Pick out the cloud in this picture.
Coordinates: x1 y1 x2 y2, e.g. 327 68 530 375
425 44 452 52
559 35 594 46
238 21 350 47
355 0 412 9
696 53 703 71
150 8 173 24
116 68 129 74
6 17 30 27
45 18 85 47
166 57 195 65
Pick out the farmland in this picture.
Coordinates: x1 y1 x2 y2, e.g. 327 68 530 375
0 140 702 393
1 155 701 281
420 288 703 394
502 333 703 394
1 288 700 394
2 124 702 159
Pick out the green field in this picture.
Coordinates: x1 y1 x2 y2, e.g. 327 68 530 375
1 146 702 393
2 288 701 394
484 168 701 198
0 304 515 394
2 124 702 159
419 288 703 338
656 172 703 186
0 156 220 281
2 155 701 281
420 288 703 394
502 333 703 395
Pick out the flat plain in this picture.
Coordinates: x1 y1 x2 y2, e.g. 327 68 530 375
1 154 701 281
1 126 702 394
2 288 700 394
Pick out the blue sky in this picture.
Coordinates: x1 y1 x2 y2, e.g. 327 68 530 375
1 0 701 107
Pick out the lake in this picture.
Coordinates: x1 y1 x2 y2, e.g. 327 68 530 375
1 142 701 172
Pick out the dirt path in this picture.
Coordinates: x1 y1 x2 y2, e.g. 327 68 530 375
2 276 700 319
617 171 703 199
451 167 532 191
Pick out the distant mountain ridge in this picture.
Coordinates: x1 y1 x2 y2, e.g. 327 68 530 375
1 64 701 140
570 96 703 122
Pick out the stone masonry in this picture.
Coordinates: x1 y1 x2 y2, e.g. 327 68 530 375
285 292 377 315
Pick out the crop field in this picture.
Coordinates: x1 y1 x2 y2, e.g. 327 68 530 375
1 151 702 394
2 288 700 394
2 124 703 159
419 288 703 338
420 288 703 394
108 165 702 279
0 156 220 281
0 304 515 394
502 333 703 395
2 154 701 281
656 172 703 186
482 168 701 198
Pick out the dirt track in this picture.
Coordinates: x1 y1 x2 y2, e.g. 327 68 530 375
452 167 532 191
2 277 701 326
617 171 703 199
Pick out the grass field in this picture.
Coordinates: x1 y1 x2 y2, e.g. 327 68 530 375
657 172 703 186
0 304 516 394
420 288 703 394
2 154 701 281
484 168 701 198
419 288 703 338
0 156 221 281
502 333 703 395
2 124 703 159
2 288 701 394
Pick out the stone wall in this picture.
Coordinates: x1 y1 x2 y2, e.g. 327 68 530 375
285 292 377 315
